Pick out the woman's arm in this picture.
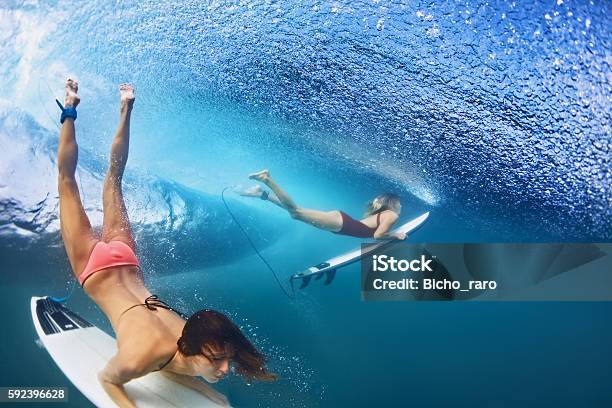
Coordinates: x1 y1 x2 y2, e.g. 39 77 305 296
373 211 404 240
98 354 144 408
161 371 229 407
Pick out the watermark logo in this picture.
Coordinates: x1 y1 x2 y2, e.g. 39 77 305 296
361 243 610 301
372 254 434 272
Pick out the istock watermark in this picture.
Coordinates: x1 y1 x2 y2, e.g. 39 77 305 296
361 243 611 301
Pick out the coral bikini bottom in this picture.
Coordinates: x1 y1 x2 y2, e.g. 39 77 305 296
78 240 140 286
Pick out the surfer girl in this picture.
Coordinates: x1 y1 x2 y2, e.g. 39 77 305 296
241 170 406 240
56 79 275 407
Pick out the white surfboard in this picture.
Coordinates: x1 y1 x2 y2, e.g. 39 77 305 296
291 212 430 288
31 296 225 407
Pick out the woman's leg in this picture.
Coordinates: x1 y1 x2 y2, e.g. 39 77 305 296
101 84 136 249
57 79 98 277
248 169 343 231
238 185 285 209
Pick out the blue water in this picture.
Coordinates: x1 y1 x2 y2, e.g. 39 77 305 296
1 1 611 407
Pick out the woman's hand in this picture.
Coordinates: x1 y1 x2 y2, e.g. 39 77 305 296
98 371 137 408
202 386 229 407
98 354 144 408
161 371 230 407
394 231 406 240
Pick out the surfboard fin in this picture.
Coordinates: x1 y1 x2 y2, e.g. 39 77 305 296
298 275 312 289
323 269 337 285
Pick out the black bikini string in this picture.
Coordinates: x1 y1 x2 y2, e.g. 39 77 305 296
121 295 187 319
142 294 173 311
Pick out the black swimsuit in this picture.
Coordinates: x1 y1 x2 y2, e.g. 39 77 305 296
334 212 382 238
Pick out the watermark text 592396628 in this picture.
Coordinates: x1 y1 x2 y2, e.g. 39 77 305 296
0 387 68 403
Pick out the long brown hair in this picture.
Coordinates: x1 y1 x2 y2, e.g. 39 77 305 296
177 309 277 381
365 192 401 216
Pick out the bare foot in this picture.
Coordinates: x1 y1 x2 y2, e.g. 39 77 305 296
238 185 265 198
248 169 270 182
119 83 135 110
64 78 80 108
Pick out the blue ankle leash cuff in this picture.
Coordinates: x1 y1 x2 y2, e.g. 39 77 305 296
55 99 77 124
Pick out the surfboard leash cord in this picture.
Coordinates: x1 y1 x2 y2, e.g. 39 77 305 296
221 186 296 300
50 279 76 303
